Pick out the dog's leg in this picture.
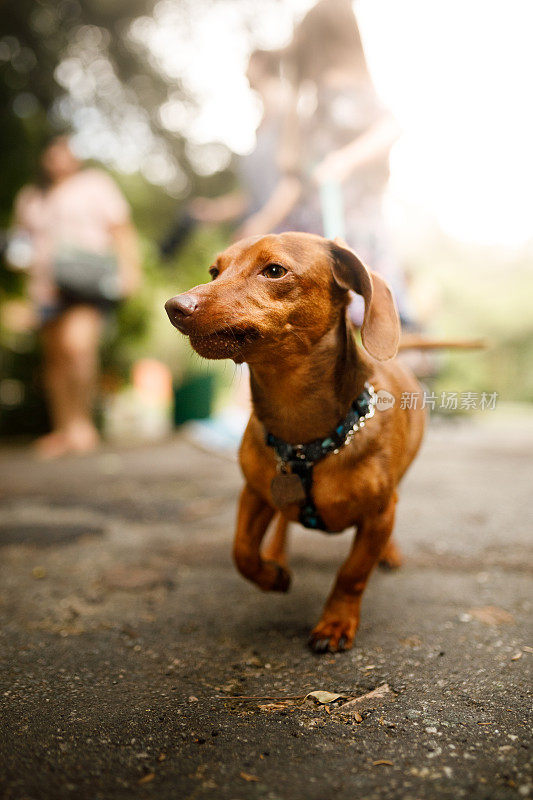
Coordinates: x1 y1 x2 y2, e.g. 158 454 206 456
379 536 403 570
233 485 291 592
309 494 397 653
262 515 289 568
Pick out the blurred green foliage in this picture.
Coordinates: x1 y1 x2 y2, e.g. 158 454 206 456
0 0 238 435
0 0 531 439
0 0 196 226
408 234 533 403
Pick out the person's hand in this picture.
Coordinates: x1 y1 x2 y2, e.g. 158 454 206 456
311 149 353 186
312 115 401 187
119 264 142 298
233 176 302 241
190 192 248 225
111 221 142 298
189 197 216 223
234 212 271 241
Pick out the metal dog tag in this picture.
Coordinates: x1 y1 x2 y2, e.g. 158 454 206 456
271 473 306 508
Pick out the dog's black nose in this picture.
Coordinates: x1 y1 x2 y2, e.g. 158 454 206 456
165 293 198 326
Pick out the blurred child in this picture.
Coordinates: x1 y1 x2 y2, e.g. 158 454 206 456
190 48 300 238
245 0 416 328
11 135 141 457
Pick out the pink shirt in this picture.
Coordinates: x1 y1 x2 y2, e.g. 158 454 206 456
15 168 130 305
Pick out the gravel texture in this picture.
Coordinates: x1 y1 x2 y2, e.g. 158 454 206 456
0 418 531 800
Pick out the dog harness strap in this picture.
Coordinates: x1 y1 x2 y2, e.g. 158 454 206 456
265 383 376 532
291 460 328 531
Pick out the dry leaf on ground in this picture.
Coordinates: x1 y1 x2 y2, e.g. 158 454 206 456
222 684 393 720
240 772 259 782
346 709 363 722
103 566 167 591
339 684 393 714
305 691 346 705
258 702 293 712
468 606 515 625
400 635 422 648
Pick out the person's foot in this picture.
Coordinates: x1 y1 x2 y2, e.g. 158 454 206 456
34 430 71 459
65 422 99 454
34 423 99 459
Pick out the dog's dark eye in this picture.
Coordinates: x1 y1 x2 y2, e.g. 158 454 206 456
209 267 219 281
262 264 287 279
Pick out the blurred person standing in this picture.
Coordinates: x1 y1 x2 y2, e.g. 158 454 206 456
175 48 299 450
244 0 415 327
11 135 141 457
189 48 300 239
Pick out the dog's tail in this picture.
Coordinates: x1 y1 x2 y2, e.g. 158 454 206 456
398 334 486 351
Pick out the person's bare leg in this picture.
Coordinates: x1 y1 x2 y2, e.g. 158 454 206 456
36 317 72 457
37 305 102 457
60 305 102 451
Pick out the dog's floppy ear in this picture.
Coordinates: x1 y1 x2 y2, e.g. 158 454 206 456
329 238 400 361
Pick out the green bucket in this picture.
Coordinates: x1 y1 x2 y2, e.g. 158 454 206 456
173 373 215 426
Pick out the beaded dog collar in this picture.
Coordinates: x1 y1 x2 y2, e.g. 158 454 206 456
265 383 376 532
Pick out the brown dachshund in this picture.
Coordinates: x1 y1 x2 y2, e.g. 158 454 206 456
165 232 425 653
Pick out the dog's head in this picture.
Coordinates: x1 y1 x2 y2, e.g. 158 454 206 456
165 232 399 364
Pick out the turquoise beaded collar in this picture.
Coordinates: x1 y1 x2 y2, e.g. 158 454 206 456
265 383 376 532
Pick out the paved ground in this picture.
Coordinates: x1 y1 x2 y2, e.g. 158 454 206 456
0 417 531 800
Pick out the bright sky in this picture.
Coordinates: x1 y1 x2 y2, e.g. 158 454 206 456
96 0 533 247
356 0 533 247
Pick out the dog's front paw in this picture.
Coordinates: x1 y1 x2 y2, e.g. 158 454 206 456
262 561 291 593
308 615 358 654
